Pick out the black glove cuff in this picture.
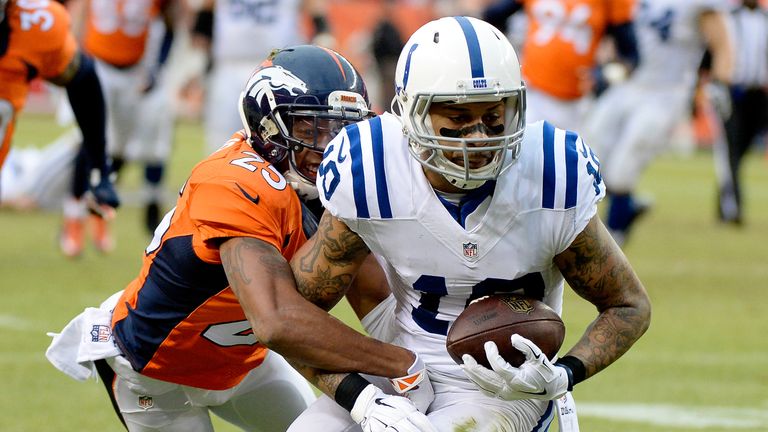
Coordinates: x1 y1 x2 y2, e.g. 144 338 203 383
555 356 586 391
335 373 371 412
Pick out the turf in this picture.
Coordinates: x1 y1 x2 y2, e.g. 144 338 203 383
1 113 766 431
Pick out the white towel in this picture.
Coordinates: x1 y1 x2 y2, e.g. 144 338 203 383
45 291 123 381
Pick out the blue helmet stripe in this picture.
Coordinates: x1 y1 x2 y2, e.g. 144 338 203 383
369 117 392 219
346 124 370 218
542 121 556 209
401 43 419 92
564 130 579 209
453 16 484 78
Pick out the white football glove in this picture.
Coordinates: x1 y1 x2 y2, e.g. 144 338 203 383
388 353 434 413
351 384 437 432
461 334 569 401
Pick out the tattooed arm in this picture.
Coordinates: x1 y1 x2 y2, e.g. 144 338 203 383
291 210 372 311
220 234 414 378
553 215 652 381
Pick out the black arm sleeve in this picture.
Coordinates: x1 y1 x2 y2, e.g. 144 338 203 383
65 52 109 176
607 21 640 70
482 0 523 31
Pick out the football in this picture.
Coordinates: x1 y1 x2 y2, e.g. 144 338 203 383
446 294 565 368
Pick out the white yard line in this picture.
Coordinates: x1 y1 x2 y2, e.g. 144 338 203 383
578 402 768 429
0 314 34 330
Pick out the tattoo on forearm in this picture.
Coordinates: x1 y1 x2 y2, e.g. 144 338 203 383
556 218 650 377
223 238 292 295
315 373 347 397
292 214 369 310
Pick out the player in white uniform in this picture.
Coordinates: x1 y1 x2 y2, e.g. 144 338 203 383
582 0 734 246
288 16 651 432
194 0 331 154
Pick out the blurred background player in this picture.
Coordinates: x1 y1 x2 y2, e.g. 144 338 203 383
482 0 640 132
0 129 81 211
712 0 768 225
47 45 434 432
56 0 187 255
0 0 119 253
191 0 334 155
370 0 404 112
124 15 194 234
583 0 734 246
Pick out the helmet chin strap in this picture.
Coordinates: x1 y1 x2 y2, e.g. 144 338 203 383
434 154 489 190
284 168 319 201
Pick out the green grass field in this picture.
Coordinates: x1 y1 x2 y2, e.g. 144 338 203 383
1 113 767 431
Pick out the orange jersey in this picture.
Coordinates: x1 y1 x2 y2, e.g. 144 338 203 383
83 0 166 67
111 132 307 390
0 0 77 167
520 0 636 99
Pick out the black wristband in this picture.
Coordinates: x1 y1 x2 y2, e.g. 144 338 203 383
335 373 371 412
555 356 586 391
192 9 213 39
312 15 329 35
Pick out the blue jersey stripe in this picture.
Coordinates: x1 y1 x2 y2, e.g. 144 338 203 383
369 117 392 218
454 16 484 78
564 130 579 209
346 124 369 218
531 400 555 431
542 122 556 209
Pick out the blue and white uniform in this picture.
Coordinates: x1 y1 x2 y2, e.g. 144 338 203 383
584 0 728 192
204 0 304 153
294 113 605 431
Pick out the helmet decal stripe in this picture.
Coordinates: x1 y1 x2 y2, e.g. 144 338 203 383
564 130 579 209
370 117 392 219
401 43 419 92
453 16 484 78
319 46 346 81
542 121 556 209
346 123 370 218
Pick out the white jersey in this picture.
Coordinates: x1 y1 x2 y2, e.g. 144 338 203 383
631 0 727 91
212 0 303 63
318 113 605 387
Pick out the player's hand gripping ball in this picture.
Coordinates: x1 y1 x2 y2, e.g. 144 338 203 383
446 295 565 368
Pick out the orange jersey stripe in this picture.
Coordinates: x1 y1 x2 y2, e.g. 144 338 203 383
520 0 636 100
112 132 307 390
82 0 165 67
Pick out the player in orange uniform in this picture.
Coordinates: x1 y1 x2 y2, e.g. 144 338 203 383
58 0 183 256
47 45 435 432
0 0 118 219
483 0 640 132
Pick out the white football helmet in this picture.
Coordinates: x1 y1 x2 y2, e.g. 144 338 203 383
393 16 526 189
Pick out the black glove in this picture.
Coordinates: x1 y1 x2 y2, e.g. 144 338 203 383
88 176 120 219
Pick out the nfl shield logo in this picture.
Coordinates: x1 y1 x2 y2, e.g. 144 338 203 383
463 242 478 258
138 395 154 410
90 325 111 342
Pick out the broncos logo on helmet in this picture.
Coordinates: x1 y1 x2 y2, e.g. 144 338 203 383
238 45 373 200
246 66 308 110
